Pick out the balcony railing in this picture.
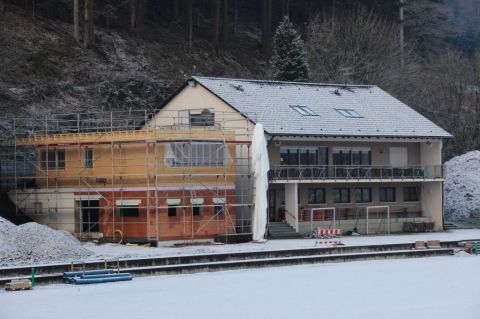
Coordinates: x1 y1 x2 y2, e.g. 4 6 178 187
268 165 443 181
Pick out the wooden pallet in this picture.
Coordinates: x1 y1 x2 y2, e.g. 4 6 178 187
5 279 32 291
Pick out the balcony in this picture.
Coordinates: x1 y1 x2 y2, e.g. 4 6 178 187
268 165 443 182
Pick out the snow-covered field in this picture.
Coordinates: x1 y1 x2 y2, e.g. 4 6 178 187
1 255 479 319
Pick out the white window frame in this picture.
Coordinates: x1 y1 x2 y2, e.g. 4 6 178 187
336 108 362 118
290 105 318 116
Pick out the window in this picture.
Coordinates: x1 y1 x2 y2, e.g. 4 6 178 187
189 109 215 126
379 187 396 202
280 147 328 166
168 205 178 217
214 205 224 216
291 105 318 116
404 187 420 202
308 188 325 204
336 109 362 118
40 149 65 170
116 200 141 217
84 148 93 168
333 188 350 203
167 142 227 167
332 148 371 165
167 199 181 217
213 198 226 216
190 198 203 216
118 206 139 217
355 188 371 203
192 206 201 216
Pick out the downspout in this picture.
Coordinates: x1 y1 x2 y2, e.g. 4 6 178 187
441 138 451 230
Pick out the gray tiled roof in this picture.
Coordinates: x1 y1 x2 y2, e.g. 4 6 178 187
192 76 452 139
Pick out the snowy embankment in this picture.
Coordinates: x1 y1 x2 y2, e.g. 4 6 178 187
2 209 480 266
1 256 479 319
83 229 480 260
444 150 480 221
0 217 93 266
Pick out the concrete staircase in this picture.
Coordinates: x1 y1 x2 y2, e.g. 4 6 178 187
444 222 460 230
268 222 303 239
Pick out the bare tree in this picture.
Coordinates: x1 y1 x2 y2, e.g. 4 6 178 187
212 0 221 50
234 0 238 33
223 0 229 46
306 7 408 86
130 0 136 29
186 0 193 47
404 0 449 59
172 0 180 21
261 0 272 55
83 0 93 48
414 51 480 158
281 0 289 17
73 0 80 44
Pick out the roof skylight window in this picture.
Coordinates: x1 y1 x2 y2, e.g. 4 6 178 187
291 105 318 116
336 109 362 118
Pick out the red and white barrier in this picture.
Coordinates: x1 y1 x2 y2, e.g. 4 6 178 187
315 228 342 237
315 240 341 245
313 228 343 245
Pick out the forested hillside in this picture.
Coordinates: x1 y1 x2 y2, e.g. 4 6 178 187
1 0 480 158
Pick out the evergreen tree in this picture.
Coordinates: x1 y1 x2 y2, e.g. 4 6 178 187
270 16 309 82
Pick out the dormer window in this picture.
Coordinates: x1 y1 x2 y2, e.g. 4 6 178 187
336 109 362 118
290 105 318 116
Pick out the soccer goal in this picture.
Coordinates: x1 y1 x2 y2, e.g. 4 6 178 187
307 207 336 235
366 206 390 235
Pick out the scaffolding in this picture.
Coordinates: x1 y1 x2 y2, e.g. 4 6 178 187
0 109 255 243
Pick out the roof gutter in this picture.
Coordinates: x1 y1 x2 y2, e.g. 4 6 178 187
270 134 452 140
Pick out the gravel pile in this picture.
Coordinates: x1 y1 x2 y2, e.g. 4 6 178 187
444 151 480 221
0 217 93 266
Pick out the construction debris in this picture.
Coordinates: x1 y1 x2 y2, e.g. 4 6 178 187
5 279 32 291
0 217 93 266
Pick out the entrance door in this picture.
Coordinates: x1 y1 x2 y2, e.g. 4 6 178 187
80 200 100 232
268 189 276 222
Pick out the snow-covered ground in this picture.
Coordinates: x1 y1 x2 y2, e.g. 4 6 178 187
1 256 479 319
444 150 480 220
82 229 480 261
2 228 480 267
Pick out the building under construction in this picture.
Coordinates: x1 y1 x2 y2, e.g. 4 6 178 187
0 109 254 243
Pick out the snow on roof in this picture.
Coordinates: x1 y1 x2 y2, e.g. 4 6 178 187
192 76 452 139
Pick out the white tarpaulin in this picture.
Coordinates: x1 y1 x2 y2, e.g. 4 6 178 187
251 123 270 242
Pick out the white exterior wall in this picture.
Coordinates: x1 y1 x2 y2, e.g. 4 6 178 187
284 183 298 231
420 140 442 166
8 188 76 233
421 181 443 231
